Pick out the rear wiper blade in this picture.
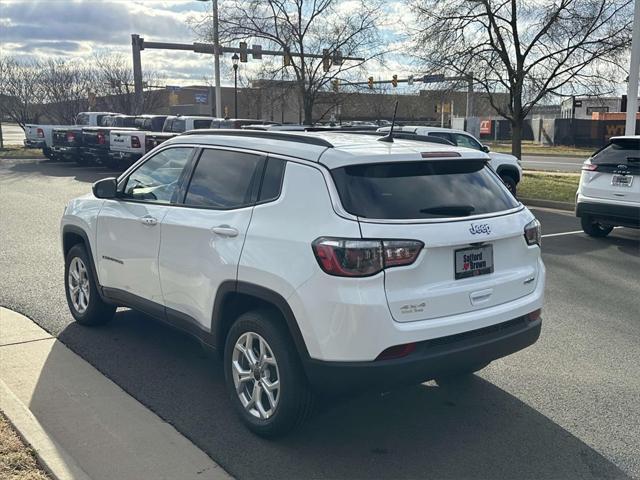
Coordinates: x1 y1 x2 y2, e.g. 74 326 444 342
419 205 476 216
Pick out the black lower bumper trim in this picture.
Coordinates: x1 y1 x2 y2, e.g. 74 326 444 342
303 316 541 393
576 201 640 228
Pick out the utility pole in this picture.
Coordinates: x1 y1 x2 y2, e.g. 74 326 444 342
131 34 143 113
625 0 639 135
195 0 222 117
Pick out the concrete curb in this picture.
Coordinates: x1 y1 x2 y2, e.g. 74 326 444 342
1 379 92 480
520 197 575 212
0 307 233 480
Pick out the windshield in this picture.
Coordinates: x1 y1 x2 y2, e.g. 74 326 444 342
331 160 519 220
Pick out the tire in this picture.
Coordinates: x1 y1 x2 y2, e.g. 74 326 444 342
64 244 115 326
581 216 613 237
500 174 517 196
224 309 314 437
435 362 490 386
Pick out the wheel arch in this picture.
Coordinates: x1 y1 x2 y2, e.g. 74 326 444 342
62 225 105 299
212 281 310 362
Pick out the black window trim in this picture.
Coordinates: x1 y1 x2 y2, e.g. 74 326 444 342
115 145 199 206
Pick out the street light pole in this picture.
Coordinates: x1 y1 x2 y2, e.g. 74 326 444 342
625 0 640 135
196 0 222 118
232 53 239 119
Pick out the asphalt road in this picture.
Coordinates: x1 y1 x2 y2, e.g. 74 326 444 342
1 158 638 480
521 155 587 173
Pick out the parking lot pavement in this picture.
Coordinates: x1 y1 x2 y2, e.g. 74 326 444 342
1 158 638 479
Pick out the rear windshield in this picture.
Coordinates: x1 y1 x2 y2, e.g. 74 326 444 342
331 160 519 219
592 139 640 166
76 113 89 126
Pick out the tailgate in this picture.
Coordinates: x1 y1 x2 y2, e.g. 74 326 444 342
360 213 540 323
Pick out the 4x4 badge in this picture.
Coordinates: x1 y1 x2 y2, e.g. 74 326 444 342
469 223 491 235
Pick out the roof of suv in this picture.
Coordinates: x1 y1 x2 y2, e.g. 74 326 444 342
165 130 488 168
378 125 472 136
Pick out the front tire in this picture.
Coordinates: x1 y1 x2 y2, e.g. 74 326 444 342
224 310 314 437
581 216 613 237
500 174 517 196
64 244 115 325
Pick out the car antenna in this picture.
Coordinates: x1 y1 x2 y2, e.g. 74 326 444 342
377 100 399 143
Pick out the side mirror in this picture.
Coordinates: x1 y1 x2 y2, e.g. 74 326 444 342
482 145 491 153
92 177 118 199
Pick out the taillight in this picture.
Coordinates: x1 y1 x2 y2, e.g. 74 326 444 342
37 128 44 138
526 308 542 322
131 135 141 149
97 132 106 145
312 238 423 277
66 132 75 143
524 219 541 246
582 160 598 171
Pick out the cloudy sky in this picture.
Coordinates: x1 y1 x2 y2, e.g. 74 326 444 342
0 0 411 88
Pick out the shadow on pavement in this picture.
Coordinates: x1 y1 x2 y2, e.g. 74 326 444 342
51 309 630 480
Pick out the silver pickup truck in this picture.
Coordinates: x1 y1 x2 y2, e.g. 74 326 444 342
24 112 118 159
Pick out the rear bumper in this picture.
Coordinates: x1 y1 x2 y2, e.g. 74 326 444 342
52 145 81 158
108 151 141 164
82 147 109 163
576 198 640 228
24 139 45 149
304 315 541 393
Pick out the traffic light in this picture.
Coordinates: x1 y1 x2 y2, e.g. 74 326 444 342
368 76 374 89
322 49 331 72
332 79 340 93
391 75 398 87
239 41 248 62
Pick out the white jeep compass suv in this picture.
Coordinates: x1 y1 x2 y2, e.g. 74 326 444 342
61 130 545 437
576 136 640 236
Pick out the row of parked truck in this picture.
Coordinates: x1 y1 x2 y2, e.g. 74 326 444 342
24 113 261 169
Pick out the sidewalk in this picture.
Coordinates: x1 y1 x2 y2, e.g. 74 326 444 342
0 307 232 480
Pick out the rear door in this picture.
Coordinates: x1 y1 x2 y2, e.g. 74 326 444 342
158 147 266 330
96 147 194 304
582 138 640 203
331 159 540 323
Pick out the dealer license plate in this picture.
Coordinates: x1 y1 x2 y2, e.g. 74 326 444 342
455 245 494 280
611 174 633 187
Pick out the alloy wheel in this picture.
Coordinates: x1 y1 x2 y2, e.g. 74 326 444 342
68 257 90 314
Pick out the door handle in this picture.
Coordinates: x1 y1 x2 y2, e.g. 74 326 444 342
211 225 239 237
139 215 158 226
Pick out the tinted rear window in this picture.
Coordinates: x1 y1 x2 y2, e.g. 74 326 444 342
331 160 518 219
193 119 213 129
592 139 640 166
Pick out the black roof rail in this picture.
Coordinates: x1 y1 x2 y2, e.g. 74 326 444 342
180 129 334 148
304 129 454 146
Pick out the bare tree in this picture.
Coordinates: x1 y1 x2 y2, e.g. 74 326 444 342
410 0 632 157
91 54 165 115
0 56 45 129
192 0 384 125
39 59 92 124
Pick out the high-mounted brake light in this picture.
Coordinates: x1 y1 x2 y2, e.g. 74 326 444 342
524 219 541 246
131 135 141 149
312 238 423 277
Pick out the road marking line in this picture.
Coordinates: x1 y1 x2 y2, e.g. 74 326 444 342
542 227 622 238
542 230 584 238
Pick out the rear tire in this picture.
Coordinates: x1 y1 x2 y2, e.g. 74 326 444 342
500 174 517 196
224 309 314 438
64 244 115 326
581 216 613 237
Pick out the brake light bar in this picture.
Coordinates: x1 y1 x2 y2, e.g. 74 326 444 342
421 151 461 158
312 237 424 277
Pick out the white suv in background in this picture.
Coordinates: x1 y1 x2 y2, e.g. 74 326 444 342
61 130 544 437
377 126 523 194
576 136 640 237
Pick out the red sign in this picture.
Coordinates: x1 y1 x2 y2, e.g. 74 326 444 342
480 119 492 135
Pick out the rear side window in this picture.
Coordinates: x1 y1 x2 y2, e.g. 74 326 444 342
171 119 186 133
429 132 453 143
453 133 482 151
76 113 89 125
192 119 213 129
592 139 640 167
258 158 286 202
331 160 518 220
184 149 264 209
